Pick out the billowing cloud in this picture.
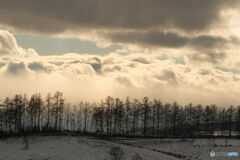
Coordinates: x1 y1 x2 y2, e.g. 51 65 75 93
0 49 240 105
1 51 240 105
0 21 240 106
0 30 38 57
0 30 24 56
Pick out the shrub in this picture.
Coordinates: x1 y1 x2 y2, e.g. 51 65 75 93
22 135 29 150
132 153 144 160
109 146 124 160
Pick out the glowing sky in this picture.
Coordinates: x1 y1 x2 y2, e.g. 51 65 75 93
0 0 240 105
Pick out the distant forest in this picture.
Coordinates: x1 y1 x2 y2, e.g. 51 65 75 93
0 91 240 138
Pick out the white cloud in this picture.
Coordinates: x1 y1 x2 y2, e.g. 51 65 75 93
0 30 38 57
0 30 240 105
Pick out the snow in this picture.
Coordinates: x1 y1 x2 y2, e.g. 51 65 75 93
0 136 178 160
117 138 240 160
0 136 239 160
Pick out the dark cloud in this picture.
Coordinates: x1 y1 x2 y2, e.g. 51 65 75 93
88 57 102 73
28 61 52 73
107 31 188 48
106 31 235 49
107 31 237 63
189 35 233 49
132 57 150 64
0 0 237 34
155 70 177 84
0 0 238 66
5 61 27 75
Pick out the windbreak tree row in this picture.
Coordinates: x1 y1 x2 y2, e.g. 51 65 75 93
0 92 240 138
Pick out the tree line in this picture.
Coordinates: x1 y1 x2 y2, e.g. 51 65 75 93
0 92 240 138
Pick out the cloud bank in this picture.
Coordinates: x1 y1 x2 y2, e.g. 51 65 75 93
0 0 239 51
0 0 237 32
0 30 240 105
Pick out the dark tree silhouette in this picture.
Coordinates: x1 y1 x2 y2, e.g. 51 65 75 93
0 92 239 138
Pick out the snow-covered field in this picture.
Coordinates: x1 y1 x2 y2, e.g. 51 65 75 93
0 136 178 160
116 138 240 160
0 136 239 160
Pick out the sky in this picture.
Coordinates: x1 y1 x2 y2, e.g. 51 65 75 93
0 0 240 105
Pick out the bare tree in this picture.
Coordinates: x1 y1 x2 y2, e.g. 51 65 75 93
142 97 150 136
